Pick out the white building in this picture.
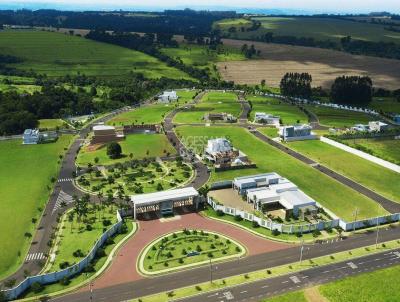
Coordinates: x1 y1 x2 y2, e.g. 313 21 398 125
254 112 280 126
233 173 317 217
23 129 40 144
368 121 389 132
158 91 178 103
204 138 248 164
279 124 316 141
351 124 369 132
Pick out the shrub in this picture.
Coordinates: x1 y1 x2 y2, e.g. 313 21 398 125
252 221 259 228
207 252 213 258
102 219 112 227
178 258 184 264
196 245 202 252
272 229 281 236
96 248 106 258
244 274 249 279
216 210 224 217
105 237 115 245
59 277 70 286
234 215 243 222
119 223 128 234
31 282 44 293
235 246 241 253
312 229 321 238
73 249 84 257
59 261 70 269
267 270 271 274
84 264 95 273
195 285 202 291
85 224 93 231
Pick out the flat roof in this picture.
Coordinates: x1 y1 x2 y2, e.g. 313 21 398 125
233 173 281 187
93 125 115 131
131 187 199 206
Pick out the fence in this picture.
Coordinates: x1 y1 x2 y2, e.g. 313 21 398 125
207 196 339 234
339 213 400 232
2 211 124 301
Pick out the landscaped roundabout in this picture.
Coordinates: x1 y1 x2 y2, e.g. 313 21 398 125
138 229 246 275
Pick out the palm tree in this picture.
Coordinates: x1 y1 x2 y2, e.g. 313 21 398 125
97 191 104 219
67 212 75 233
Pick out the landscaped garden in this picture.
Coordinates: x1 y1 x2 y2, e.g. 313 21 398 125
173 91 241 124
288 140 400 203
248 96 308 125
175 126 385 221
0 135 73 280
304 105 374 128
76 133 176 166
77 158 193 196
140 229 244 273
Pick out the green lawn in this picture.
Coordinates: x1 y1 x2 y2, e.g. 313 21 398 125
288 140 400 203
175 126 385 220
0 30 192 79
305 105 374 128
49 208 117 272
107 104 174 126
320 265 400 302
141 230 242 272
261 291 307 302
217 16 400 44
344 137 400 165
0 135 73 280
76 133 176 166
0 83 42 94
174 91 240 123
248 96 308 125
258 127 279 138
38 119 67 130
369 97 400 114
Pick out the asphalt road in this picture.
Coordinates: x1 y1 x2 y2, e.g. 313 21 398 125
181 248 400 302
51 225 400 302
251 130 400 214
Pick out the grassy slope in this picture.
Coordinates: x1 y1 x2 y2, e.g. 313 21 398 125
174 91 240 123
305 105 374 128
175 126 384 220
345 138 400 165
320 265 400 302
369 97 400 114
248 96 308 124
288 140 400 203
38 119 66 130
0 135 73 279
76 133 176 166
218 17 400 44
107 104 174 126
0 30 191 79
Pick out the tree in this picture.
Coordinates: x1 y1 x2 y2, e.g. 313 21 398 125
330 76 373 106
280 73 312 99
106 142 122 159
260 79 266 87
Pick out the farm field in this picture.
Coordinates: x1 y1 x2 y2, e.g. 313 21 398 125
77 159 192 195
214 18 252 29
0 135 73 280
320 265 400 302
344 137 400 165
288 140 400 203
0 30 192 79
141 230 243 273
173 91 240 124
304 105 374 128
175 126 384 221
76 133 176 166
248 96 308 125
49 208 117 272
217 39 400 90
217 17 400 44
107 104 174 126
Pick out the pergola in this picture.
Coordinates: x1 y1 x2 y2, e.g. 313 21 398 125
131 187 199 219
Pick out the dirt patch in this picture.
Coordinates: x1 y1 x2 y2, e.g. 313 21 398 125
208 188 255 212
304 286 330 302
219 39 400 90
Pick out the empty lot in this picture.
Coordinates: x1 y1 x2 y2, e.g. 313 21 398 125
218 39 400 90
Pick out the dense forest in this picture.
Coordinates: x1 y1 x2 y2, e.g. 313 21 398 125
330 76 373 106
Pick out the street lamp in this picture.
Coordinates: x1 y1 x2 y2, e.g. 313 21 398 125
299 239 304 264
209 258 213 283
353 208 359 233
375 215 380 249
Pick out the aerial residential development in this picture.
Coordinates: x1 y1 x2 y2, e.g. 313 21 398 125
0 2 400 302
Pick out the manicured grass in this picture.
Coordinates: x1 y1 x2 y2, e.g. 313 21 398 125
107 104 174 126
77 159 192 195
49 208 117 272
305 105 374 128
0 30 192 79
141 230 242 273
38 119 67 130
76 133 176 166
288 140 400 203
174 91 240 123
258 127 279 138
248 96 308 125
369 96 400 114
320 264 400 302
261 291 307 302
175 126 385 220
0 135 73 280
218 16 400 44
345 137 400 165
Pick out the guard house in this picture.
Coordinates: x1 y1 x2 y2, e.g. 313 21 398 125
279 124 316 141
254 112 280 126
23 129 40 144
158 91 178 103
131 187 199 219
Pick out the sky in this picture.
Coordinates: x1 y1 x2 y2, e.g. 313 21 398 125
1 0 400 14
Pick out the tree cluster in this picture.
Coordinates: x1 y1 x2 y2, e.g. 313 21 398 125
330 76 373 105
280 73 312 98
240 44 260 58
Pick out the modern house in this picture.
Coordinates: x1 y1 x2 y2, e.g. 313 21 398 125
158 91 179 103
369 121 389 132
204 112 236 123
279 124 316 141
90 125 125 145
254 112 280 126
233 173 317 218
204 138 248 165
23 129 40 144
